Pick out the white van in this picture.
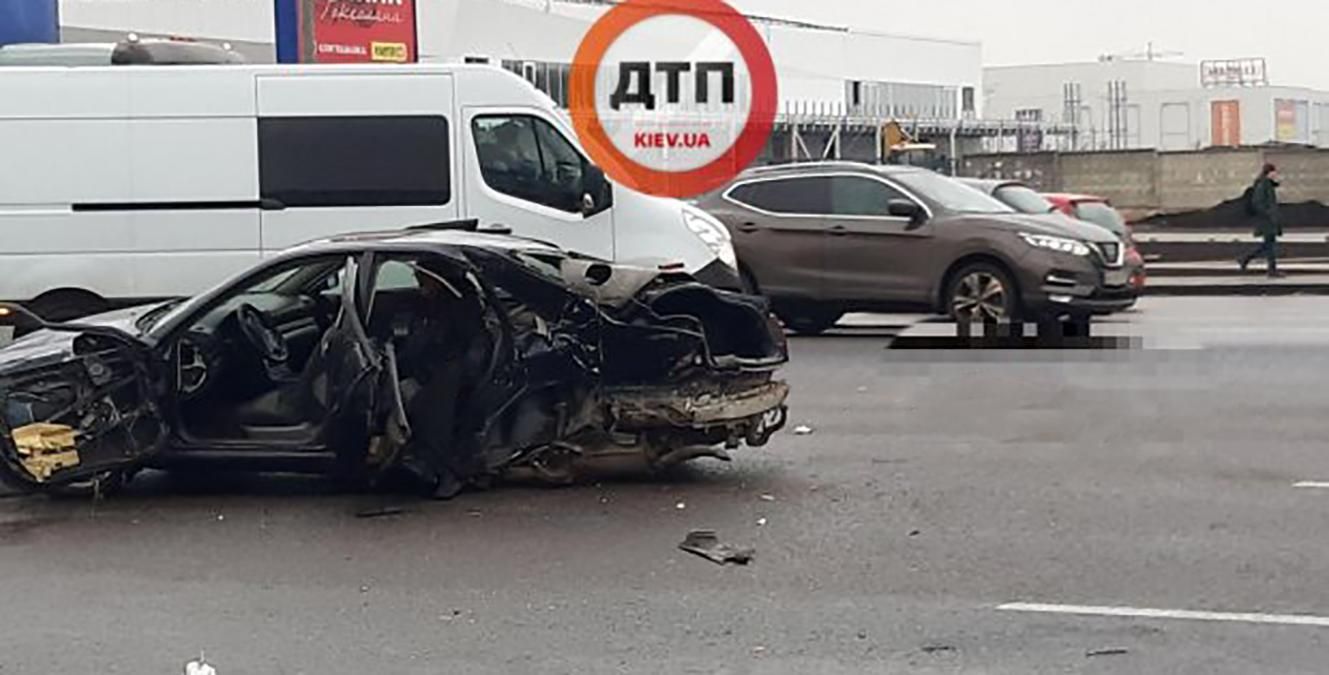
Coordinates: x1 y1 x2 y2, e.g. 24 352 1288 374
0 58 738 318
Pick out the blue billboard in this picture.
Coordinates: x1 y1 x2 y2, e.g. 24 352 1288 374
0 0 60 45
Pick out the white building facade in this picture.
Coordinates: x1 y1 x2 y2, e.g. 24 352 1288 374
57 0 984 120
985 59 1329 151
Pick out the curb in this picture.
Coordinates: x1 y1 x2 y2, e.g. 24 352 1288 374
1145 283 1329 297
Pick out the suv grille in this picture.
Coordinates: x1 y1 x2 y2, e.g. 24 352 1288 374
1095 242 1124 268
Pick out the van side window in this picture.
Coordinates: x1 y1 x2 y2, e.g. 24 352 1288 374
473 115 585 213
259 116 451 208
727 177 832 215
828 176 909 217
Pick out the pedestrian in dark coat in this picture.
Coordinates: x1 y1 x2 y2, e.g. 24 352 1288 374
1239 163 1286 278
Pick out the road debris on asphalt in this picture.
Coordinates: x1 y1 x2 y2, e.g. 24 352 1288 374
793 425 814 436
921 644 956 655
355 506 407 519
675 501 687 510
1086 648 1129 658
756 517 767 526
184 654 217 675
759 494 776 502
679 530 755 566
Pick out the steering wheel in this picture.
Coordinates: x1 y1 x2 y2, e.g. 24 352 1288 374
236 303 290 365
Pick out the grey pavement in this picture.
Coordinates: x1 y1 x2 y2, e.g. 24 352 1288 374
5 298 1329 672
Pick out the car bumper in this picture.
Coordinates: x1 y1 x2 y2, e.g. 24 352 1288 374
1017 252 1141 317
691 260 743 291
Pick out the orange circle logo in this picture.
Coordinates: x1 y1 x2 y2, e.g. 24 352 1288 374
569 0 778 198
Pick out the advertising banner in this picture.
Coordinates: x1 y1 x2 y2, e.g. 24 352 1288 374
275 0 418 64
1210 100 1241 147
1275 99 1308 143
0 0 59 46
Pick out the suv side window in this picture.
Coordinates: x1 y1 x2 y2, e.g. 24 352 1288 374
828 176 908 217
474 115 586 213
727 177 831 215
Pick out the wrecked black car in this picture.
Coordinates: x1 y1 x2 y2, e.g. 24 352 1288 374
0 225 789 497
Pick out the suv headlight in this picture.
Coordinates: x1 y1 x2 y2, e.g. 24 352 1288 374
1019 233 1091 257
683 205 738 269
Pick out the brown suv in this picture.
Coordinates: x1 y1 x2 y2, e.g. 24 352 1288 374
695 163 1137 334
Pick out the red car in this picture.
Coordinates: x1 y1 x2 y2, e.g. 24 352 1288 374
1043 194 1147 292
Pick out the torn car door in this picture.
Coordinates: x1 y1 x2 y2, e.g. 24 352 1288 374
0 333 166 487
315 256 385 481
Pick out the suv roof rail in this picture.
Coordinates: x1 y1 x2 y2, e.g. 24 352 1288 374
742 160 875 175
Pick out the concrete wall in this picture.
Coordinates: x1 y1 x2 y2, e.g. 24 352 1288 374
963 147 1329 214
1157 150 1262 211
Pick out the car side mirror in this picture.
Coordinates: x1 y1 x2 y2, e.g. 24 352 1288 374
581 164 613 218
888 199 923 222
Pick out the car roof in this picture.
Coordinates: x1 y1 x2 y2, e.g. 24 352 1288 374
957 177 1030 192
1043 192 1108 204
286 224 564 258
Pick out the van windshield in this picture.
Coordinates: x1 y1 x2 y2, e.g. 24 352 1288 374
894 171 1015 215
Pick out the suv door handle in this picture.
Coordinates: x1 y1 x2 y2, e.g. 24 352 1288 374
828 225 849 236
737 222 759 233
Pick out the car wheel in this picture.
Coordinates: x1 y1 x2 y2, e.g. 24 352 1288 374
947 263 1018 324
777 306 844 336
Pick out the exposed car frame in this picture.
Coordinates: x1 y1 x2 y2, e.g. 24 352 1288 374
0 223 789 497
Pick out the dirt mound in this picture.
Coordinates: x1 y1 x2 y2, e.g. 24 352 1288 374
1140 199 1329 230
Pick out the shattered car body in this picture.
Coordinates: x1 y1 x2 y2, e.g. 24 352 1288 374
0 226 789 496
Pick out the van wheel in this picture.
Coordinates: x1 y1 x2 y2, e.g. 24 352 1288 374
28 290 108 323
776 306 844 336
947 263 1018 323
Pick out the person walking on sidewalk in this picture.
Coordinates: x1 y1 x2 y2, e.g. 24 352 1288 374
1239 163 1286 278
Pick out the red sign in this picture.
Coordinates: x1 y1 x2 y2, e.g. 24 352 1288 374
298 0 418 63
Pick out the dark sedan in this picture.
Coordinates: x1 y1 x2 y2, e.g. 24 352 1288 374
0 222 789 498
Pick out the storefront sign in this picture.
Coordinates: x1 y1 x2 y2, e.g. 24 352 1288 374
276 0 418 64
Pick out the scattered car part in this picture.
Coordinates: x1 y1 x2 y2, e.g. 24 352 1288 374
679 530 755 566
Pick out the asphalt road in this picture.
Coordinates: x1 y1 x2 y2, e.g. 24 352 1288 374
5 297 1329 673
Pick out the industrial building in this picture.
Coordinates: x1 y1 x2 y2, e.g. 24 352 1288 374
5 0 1074 166
985 56 1329 151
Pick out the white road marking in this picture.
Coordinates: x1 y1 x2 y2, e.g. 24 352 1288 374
1294 482 1329 489
997 602 1329 628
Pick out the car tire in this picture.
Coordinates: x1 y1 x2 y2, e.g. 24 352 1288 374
946 262 1019 324
777 306 844 336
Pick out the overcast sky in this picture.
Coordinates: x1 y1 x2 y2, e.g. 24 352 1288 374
725 0 1327 89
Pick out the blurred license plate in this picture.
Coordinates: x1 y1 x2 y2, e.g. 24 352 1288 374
1105 269 1130 286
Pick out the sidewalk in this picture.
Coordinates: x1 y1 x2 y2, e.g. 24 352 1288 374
1147 272 1329 296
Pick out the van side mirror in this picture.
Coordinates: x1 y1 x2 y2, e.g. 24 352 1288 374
581 165 613 218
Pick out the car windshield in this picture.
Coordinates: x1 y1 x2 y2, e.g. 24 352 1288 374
994 185 1055 214
133 297 189 332
1074 201 1128 237
894 171 1015 215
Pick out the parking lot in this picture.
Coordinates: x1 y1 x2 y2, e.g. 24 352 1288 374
4 296 1329 673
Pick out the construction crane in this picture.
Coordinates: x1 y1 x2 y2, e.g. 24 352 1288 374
1098 42 1184 62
